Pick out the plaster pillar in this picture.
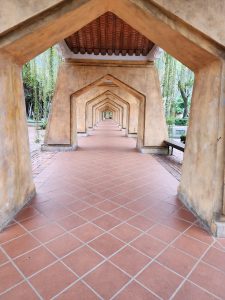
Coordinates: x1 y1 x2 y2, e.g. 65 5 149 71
140 64 168 153
43 62 77 151
179 60 225 236
0 54 35 229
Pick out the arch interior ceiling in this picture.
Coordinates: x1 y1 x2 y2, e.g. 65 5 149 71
65 12 155 56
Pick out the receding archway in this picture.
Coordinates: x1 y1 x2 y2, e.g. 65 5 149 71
48 73 148 152
86 91 130 135
92 99 124 127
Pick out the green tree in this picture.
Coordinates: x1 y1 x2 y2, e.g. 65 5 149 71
178 65 194 118
22 46 61 122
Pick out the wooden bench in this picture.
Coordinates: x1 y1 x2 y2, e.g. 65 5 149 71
164 139 185 155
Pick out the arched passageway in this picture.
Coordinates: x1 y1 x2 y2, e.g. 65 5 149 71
86 91 130 134
0 0 225 241
1 1 225 298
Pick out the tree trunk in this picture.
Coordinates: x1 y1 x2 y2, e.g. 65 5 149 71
178 80 188 118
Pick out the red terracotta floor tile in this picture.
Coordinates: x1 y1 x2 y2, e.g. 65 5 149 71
202 246 225 273
157 246 197 276
71 223 104 243
46 233 82 257
0 249 8 265
57 214 86 231
110 246 150 276
172 207 197 223
50 192 77 206
36 203 72 221
15 206 39 222
173 281 217 300
32 223 65 243
67 200 90 213
14 246 55 277
189 262 225 299
55 281 99 300
213 240 225 251
2 234 40 258
89 233 125 257
110 223 141 243
20 214 50 231
127 215 155 231
84 194 104 205
147 223 180 243
172 234 209 258
125 198 153 213
114 281 158 300
110 194 131 205
0 262 23 294
0 223 26 244
63 246 103 276
161 217 192 232
92 214 121 231
78 207 104 221
131 234 166 258
216 238 225 249
185 225 214 244
110 207 136 221
0 281 39 300
137 262 183 299
96 200 119 212
5 120 218 299
98 188 119 199
84 261 130 299
29 262 77 299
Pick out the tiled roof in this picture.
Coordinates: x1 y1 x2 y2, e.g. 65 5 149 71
65 12 154 56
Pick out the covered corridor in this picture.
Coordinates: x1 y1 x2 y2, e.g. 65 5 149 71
1 1 225 299
1 121 225 299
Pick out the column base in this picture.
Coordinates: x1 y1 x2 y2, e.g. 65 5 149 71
212 214 225 237
41 144 77 151
77 132 88 137
179 188 225 237
0 188 36 231
140 146 168 154
128 133 137 138
178 189 213 232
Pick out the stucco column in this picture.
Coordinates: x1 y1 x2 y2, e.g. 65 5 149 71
0 54 35 229
43 61 77 151
140 63 168 153
179 60 225 236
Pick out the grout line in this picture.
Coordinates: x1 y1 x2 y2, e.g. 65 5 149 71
169 240 218 299
1 126 221 299
0 244 43 299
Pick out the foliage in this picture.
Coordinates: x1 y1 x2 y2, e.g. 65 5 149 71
22 46 61 121
156 50 194 122
180 135 186 143
174 118 188 126
40 120 48 130
166 117 175 126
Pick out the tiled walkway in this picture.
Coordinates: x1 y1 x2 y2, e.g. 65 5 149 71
1 120 225 300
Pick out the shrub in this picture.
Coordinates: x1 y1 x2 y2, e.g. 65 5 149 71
40 120 48 130
175 118 188 126
180 135 186 143
166 117 175 126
